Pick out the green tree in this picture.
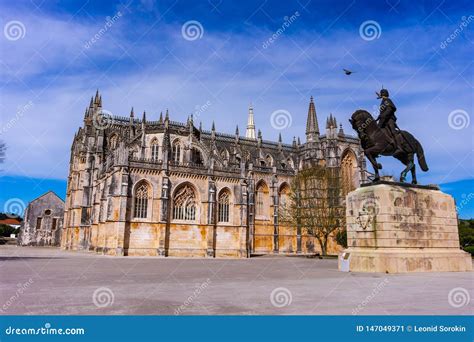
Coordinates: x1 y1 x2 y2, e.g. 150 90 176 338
458 219 474 253
0 224 18 237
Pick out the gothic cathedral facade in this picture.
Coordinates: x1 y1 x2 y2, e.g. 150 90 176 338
61 92 367 257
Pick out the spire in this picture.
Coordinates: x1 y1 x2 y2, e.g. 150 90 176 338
94 89 100 105
211 121 216 140
306 96 319 140
235 125 240 144
338 123 345 137
164 109 169 129
292 136 297 147
158 111 163 124
278 133 282 143
141 111 146 148
326 114 337 129
98 95 102 108
129 107 135 139
246 103 256 139
89 97 94 108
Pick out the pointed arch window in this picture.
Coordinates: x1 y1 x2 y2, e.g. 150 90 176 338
172 141 181 163
218 189 230 223
109 135 118 150
133 182 149 218
173 185 197 221
341 151 358 197
151 139 159 161
255 182 268 216
279 184 290 210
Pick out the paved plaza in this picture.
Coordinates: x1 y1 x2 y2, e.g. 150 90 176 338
0 246 472 315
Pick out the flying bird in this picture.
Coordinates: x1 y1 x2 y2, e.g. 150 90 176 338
343 68 355 75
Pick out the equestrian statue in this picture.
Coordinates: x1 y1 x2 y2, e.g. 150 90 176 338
349 88 428 184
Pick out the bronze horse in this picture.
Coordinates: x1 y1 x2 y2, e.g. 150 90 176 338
349 109 428 184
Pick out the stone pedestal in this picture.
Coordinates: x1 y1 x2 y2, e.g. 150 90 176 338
339 181 472 273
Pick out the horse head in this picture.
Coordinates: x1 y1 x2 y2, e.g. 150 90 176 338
350 110 376 148
351 110 374 128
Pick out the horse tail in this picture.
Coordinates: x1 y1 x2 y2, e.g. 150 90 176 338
415 139 429 172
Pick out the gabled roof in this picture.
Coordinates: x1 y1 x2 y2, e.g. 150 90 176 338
29 191 65 205
0 218 22 225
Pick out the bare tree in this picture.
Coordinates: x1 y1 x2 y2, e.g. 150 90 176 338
283 165 346 256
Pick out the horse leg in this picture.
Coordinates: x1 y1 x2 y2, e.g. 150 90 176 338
400 153 414 183
365 150 380 181
411 163 417 184
409 154 417 184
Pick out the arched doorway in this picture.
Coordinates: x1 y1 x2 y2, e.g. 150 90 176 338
341 150 359 198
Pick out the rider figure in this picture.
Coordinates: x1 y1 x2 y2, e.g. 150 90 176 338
376 88 403 155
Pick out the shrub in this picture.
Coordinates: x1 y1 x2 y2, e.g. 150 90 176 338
335 229 347 248
0 224 19 237
458 219 474 249
462 246 474 255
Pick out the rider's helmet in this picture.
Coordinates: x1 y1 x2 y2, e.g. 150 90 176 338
379 88 389 98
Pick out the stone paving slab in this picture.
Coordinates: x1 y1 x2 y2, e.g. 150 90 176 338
0 246 472 315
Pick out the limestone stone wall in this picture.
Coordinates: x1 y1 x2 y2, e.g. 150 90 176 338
342 183 472 273
18 191 64 246
346 184 460 249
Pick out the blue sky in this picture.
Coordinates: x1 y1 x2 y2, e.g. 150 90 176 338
0 0 473 218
